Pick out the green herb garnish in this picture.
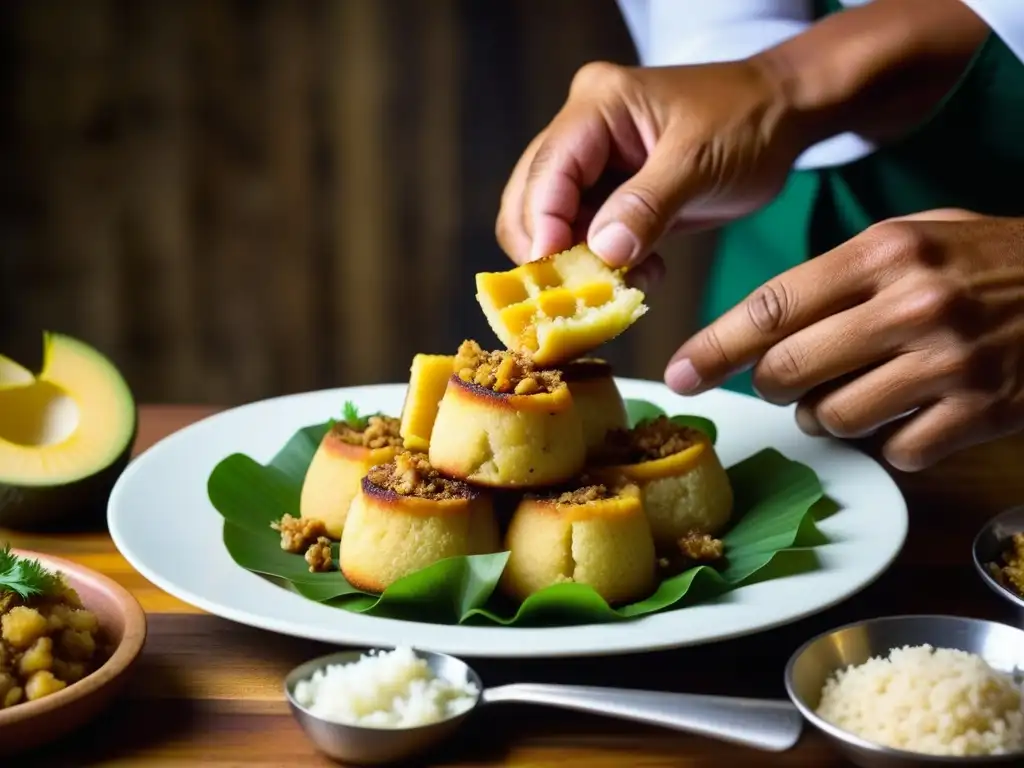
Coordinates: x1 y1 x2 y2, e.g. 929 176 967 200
342 401 366 429
327 401 382 432
0 543 63 600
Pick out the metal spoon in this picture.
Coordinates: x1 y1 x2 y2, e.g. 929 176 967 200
284 648 804 765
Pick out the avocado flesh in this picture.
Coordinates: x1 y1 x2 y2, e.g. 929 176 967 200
0 355 34 388
0 332 136 530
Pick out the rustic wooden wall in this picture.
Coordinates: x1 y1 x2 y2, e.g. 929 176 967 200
0 0 714 405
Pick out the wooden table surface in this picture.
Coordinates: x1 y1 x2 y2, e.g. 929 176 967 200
6 405 1024 767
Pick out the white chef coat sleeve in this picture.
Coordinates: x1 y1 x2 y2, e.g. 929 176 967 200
612 0 876 169
958 0 1024 63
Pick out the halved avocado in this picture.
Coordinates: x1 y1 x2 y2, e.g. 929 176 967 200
0 332 137 530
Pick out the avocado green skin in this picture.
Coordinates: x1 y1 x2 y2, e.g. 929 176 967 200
0 409 137 533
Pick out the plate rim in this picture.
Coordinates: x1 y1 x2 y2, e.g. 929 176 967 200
108 379 909 658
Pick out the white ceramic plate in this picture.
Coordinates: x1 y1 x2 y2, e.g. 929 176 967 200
108 380 907 658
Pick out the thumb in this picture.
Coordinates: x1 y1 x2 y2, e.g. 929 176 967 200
586 142 694 268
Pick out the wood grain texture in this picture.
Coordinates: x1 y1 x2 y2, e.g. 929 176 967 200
3 406 1024 766
2 0 709 405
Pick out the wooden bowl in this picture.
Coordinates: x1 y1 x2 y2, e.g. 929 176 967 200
0 549 147 755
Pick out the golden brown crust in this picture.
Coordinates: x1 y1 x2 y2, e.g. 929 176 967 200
364 451 475 501
454 339 561 395
988 532 1024 596
444 372 575 416
331 415 404 449
599 416 702 465
338 566 387 594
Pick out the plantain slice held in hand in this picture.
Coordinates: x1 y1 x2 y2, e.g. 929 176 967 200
475 244 647 367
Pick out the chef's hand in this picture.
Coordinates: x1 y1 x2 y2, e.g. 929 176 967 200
665 209 1024 472
494 59 801 280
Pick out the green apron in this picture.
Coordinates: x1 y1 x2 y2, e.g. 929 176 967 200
703 0 1024 396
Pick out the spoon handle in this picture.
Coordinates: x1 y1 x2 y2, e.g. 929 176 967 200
480 684 802 752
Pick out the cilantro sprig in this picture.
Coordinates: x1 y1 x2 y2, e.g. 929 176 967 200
342 401 366 429
0 543 63 600
327 401 384 432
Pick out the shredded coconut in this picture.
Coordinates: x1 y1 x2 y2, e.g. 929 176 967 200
293 646 478 728
816 644 1024 756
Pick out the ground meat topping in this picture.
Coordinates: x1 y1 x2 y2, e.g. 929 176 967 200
599 416 702 465
525 475 631 505
333 415 404 449
678 532 725 563
304 537 334 573
272 513 328 553
988 532 1024 597
657 531 725 577
271 515 335 572
554 484 612 505
454 339 561 395
367 451 472 500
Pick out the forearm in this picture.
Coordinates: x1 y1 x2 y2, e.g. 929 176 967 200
754 0 991 150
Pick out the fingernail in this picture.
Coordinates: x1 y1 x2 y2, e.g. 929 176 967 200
665 358 702 394
589 222 639 267
794 406 826 436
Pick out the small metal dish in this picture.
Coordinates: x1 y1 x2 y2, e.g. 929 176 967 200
284 649 481 765
973 505 1024 620
784 614 1024 767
